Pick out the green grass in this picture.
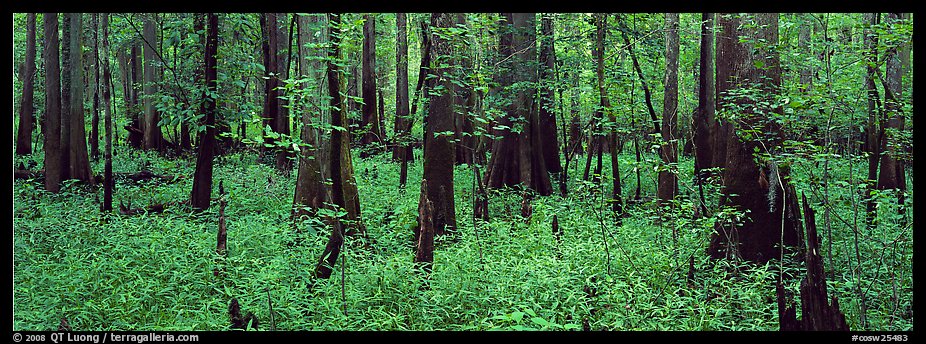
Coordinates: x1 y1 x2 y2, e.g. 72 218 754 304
12 146 913 331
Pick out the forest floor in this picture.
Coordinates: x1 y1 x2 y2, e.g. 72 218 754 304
12 146 913 330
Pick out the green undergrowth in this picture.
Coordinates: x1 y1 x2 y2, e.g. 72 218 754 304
12 146 913 331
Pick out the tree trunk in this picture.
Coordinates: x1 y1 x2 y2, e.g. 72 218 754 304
67 13 93 183
127 43 143 149
707 13 801 263
360 14 382 155
877 13 903 191
43 13 63 193
657 13 679 204
191 13 219 211
538 13 562 174
15 13 36 156
143 14 162 151
315 13 347 279
485 13 552 196
101 13 114 212
274 13 292 169
864 13 881 228
393 13 410 164
415 179 435 270
693 13 715 181
421 12 458 237
593 13 620 212
60 14 72 181
292 13 328 222
90 13 100 161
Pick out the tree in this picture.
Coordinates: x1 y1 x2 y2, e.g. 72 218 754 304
538 13 562 175
400 19 432 187
142 14 163 151
877 13 904 194
191 13 219 211
292 13 328 221
66 13 93 183
90 13 100 160
101 13 114 212
60 14 72 180
485 13 553 197
260 13 292 170
360 14 384 155
43 13 63 193
15 13 36 156
707 13 801 262
315 13 348 279
420 12 458 238
863 13 881 228
393 12 411 168
693 13 715 186
657 13 679 203
452 13 476 166
618 15 660 135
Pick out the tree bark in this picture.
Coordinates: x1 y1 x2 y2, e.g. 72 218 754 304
485 13 552 196
538 13 562 174
15 13 36 156
315 13 347 279
67 13 93 183
191 13 220 211
421 12 458 237
142 14 162 151
864 13 881 228
292 13 329 222
393 13 411 166
707 13 801 263
90 13 100 160
360 14 383 156
877 13 903 191
43 13 63 193
693 13 715 180
657 13 679 204
102 13 114 212
60 14 72 181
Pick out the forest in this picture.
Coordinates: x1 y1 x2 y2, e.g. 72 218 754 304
12 12 913 331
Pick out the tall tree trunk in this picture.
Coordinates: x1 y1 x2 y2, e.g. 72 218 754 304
394 13 411 167
707 13 801 262
60 14 72 181
657 13 679 204
360 14 382 155
864 13 881 228
101 13 114 212
90 13 100 161
315 13 347 279
67 13 93 183
421 12 458 237
126 43 143 149
292 13 328 221
593 13 622 215
274 13 292 169
401 19 432 186
143 14 162 151
191 13 220 211
538 13 562 174
43 13 63 193
15 13 36 156
693 13 715 181
877 13 903 191
485 13 552 196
